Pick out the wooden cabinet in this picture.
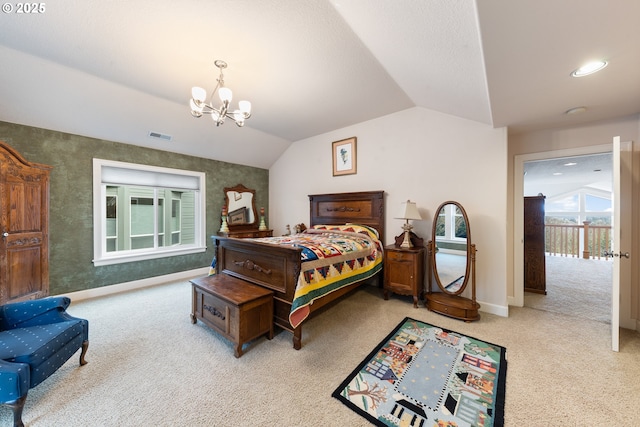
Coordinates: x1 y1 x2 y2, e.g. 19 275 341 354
383 245 425 308
524 195 546 294
217 229 273 238
0 141 51 305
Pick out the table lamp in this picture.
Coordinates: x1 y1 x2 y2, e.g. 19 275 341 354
396 200 422 248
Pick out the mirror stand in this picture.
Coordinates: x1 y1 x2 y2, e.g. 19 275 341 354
425 201 480 322
426 242 480 321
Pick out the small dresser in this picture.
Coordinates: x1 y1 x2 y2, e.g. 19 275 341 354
383 244 425 308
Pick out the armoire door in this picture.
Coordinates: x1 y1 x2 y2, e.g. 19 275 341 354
524 195 546 294
0 141 52 304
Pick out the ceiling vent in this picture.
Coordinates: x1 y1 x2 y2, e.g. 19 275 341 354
148 131 172 141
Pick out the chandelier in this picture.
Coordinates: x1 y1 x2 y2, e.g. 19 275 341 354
189 60 252 127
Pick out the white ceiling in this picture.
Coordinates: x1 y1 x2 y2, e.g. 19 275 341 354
0 0 638 169
524 153 613 199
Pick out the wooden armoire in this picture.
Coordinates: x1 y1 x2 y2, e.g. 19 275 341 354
524 195 546 294
0 141 51 305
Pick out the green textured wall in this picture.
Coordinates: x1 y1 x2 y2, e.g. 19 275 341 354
0 121 269 294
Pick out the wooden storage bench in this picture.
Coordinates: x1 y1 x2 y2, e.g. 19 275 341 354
190 274 274 358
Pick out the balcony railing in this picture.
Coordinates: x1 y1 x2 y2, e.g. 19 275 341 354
545 221 611 259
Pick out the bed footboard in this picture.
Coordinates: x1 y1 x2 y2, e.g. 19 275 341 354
214 237 302 342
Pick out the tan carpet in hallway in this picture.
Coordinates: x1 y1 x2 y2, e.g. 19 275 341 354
525 255 612 323
1 279 638 426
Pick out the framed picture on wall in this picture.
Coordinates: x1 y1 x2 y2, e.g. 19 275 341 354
332 137 357 176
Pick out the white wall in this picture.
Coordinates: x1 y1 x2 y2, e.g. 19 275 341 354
269 107 509 316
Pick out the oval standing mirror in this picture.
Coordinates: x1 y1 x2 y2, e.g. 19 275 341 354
224 184 257 227
426 201 480 321
432 201 471 295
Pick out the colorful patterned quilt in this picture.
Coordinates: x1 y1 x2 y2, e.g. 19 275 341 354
251 224 384 328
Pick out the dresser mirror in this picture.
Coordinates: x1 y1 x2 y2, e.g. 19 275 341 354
224 184 257 227
426 201 480 321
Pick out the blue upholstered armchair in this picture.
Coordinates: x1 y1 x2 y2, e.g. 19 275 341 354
0 297 89 427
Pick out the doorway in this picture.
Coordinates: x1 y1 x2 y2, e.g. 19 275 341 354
513 144 614 316
522 153 613 323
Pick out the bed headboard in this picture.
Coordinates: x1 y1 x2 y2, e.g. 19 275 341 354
308 191 385 241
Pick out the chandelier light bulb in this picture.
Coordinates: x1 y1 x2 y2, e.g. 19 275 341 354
189 99 202 113
233 110 245 122
191 87 206 102
218 87 232 102
239 100 252 115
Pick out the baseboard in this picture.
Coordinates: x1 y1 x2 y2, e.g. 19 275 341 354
620 317 637 330
479 300 509 317
57 267 209 302
507 295 522 308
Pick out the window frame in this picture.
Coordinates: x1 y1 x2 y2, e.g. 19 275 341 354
435 204 468 244
93 159 206 266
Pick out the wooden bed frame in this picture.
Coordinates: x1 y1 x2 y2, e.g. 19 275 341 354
212 190 385 349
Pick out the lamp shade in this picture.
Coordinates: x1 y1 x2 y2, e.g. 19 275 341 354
218 87 233 102
191 86 206 102
239 100 252 115
233 110 245 126
189 99 203 113
396 200 422 220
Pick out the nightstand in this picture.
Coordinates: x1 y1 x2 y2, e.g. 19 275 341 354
383 245 425 308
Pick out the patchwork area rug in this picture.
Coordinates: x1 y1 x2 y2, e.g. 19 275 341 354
333 317 507 426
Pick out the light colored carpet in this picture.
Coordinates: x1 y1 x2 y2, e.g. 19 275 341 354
2 279 639 426
525 256 612 323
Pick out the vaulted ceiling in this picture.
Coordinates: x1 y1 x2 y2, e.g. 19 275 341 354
0 0 638 169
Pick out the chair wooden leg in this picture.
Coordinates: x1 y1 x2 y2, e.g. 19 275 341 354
6 394 27 427
79 340 89 366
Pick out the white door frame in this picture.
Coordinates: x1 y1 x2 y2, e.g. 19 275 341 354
512 143 611 307
513 142 633 336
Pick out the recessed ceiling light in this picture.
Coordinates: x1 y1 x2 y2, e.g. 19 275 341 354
553 172 563 176
565 106 587 115
564 162 577 166
571 60 608 77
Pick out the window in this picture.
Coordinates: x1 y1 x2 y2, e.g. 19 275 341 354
435 204 467 243
585 194 611 212
545 189 611 225
93 159 206 266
